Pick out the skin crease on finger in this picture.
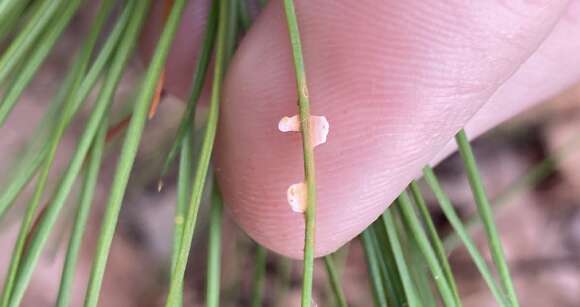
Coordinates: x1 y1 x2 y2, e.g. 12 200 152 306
154 0 574 259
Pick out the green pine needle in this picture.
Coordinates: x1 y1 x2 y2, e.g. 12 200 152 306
0 1 110 305
443 131 580 252
0 0 32 34
409 181 461 305
0 0 131 222
164 0 232 305
82 1 187 305
0 0 85 126
423 166 510 307
206 184 224 307
323 255 348 307
0 0 68 86
250 246 268 307
381 211 421 307
6 2 136 301
281 1 319 306
399 219 438 307
159 0 219 181
455 130 519 306
396 192 459 307
55 118 108 307
237 0 252 32
371 221 406 307
169 128 194 307
360 230 388 307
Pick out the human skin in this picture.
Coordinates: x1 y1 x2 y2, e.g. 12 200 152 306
147 0 580 259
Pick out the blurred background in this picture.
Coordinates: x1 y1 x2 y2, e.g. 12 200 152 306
3 3 580 307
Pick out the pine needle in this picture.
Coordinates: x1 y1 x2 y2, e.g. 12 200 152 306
0 0 84 126
55 119 108 307
148 0 175 119
409 181 461 305
455 130 519 306
0 0 132 222
423 167 510 307
381 211 420 307
324 255 348 307
0 1 112 305
396 192 459 307
163 0 231 305
168 128 194 307
282 1 319 305
206 183 223 307
158 0 219 180
82 1 188 306
360 230 388 307
0 0 68 86
250 246 268 307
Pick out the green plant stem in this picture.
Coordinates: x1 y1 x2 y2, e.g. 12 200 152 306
0 0 86 126
370 223 403 307
396 192 459 307
323 255 348 307
0 1 111 305
226 0 239 61
409 182 461 305
163 0 231 305
5 2 133 306
443 130 580 251
55 119 108 307
400 217 437 307
0 0 33 40
455 130 519 306
169 128 194 307
360 231 388 307
0 0 130 221
82 1 190 306
250 245 267 307
281 1 318 306
0 0 30 26
206 184 223 307
333 244 350 277
382 211 420 307
237 0 251 31
0 151 43 222
0 0 67 85
423 167 509 307
159 0 219 180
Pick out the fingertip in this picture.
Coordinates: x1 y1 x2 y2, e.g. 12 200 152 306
214 0 570 259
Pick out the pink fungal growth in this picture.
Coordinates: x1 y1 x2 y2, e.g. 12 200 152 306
278 114 329 147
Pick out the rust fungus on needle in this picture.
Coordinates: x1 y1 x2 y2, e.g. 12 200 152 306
278 114 329 213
